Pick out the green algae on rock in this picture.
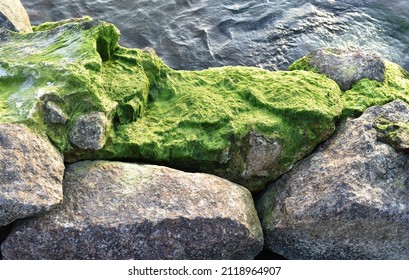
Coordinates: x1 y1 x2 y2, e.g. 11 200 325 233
375 117 409 154
1 18 345 191
289 49 409 118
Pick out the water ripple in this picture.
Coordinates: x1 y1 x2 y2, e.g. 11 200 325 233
20 0 409 70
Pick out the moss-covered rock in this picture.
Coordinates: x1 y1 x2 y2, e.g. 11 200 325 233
289 48 385 91
290 48 409 118
3 18 408 191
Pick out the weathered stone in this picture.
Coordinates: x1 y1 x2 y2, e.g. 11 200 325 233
257 100 409 259
0 0 32 33
0 123 64 227
2 161 263 260
44 101 68 124
294 48 386 91
229 131 283 181
70 112 108 150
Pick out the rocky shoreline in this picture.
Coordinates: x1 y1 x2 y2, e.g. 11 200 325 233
1 1 409 260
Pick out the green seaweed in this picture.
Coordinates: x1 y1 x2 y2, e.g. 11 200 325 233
2 18 409 191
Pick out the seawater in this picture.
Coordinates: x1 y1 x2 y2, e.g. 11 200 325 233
21 0 409 70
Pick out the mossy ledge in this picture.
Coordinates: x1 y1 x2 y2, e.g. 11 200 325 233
2 18 409 191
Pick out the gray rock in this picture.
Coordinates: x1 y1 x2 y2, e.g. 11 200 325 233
2 161 263 260
241 131 283 179
70 112 108 150
257 100 409 260
44 101 68 124
0 123 64 227
308 48 385 91
0 0 32 33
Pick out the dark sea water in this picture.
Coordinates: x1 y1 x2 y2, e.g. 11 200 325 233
20 0 409 71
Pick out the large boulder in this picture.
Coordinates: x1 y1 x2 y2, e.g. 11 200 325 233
257 100 409 259
0 18 348 191
0 0 32 33
0 124 64 227
2 161 263 260
290 48 385 91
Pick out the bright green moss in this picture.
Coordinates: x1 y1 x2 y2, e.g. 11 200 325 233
2 18 409 191
288 55 317 72
99 66 343 190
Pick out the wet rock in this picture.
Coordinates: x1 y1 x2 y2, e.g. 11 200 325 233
291 48 385 91
70 112 108 150
44 101 68 124
0 123 64 227
2 161 263 260
257 100 409 259
0 0 32 33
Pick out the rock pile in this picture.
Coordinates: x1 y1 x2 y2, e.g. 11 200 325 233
2 2 409 260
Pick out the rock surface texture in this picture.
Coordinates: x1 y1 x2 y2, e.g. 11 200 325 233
0 0 32 32
43 101 68 124
257 100 409 259
2 161 263 260
0 124 64 227
290 48 386 91
69 112 108 150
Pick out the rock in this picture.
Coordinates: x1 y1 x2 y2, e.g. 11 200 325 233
0 123 64 227
44 101 68 124
69 112 108 150
257 100 409 259
290 48 385 91
2 160 263 260
244 132 282 178
0 18 347 191
0 0 32 33
230 131 283 181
